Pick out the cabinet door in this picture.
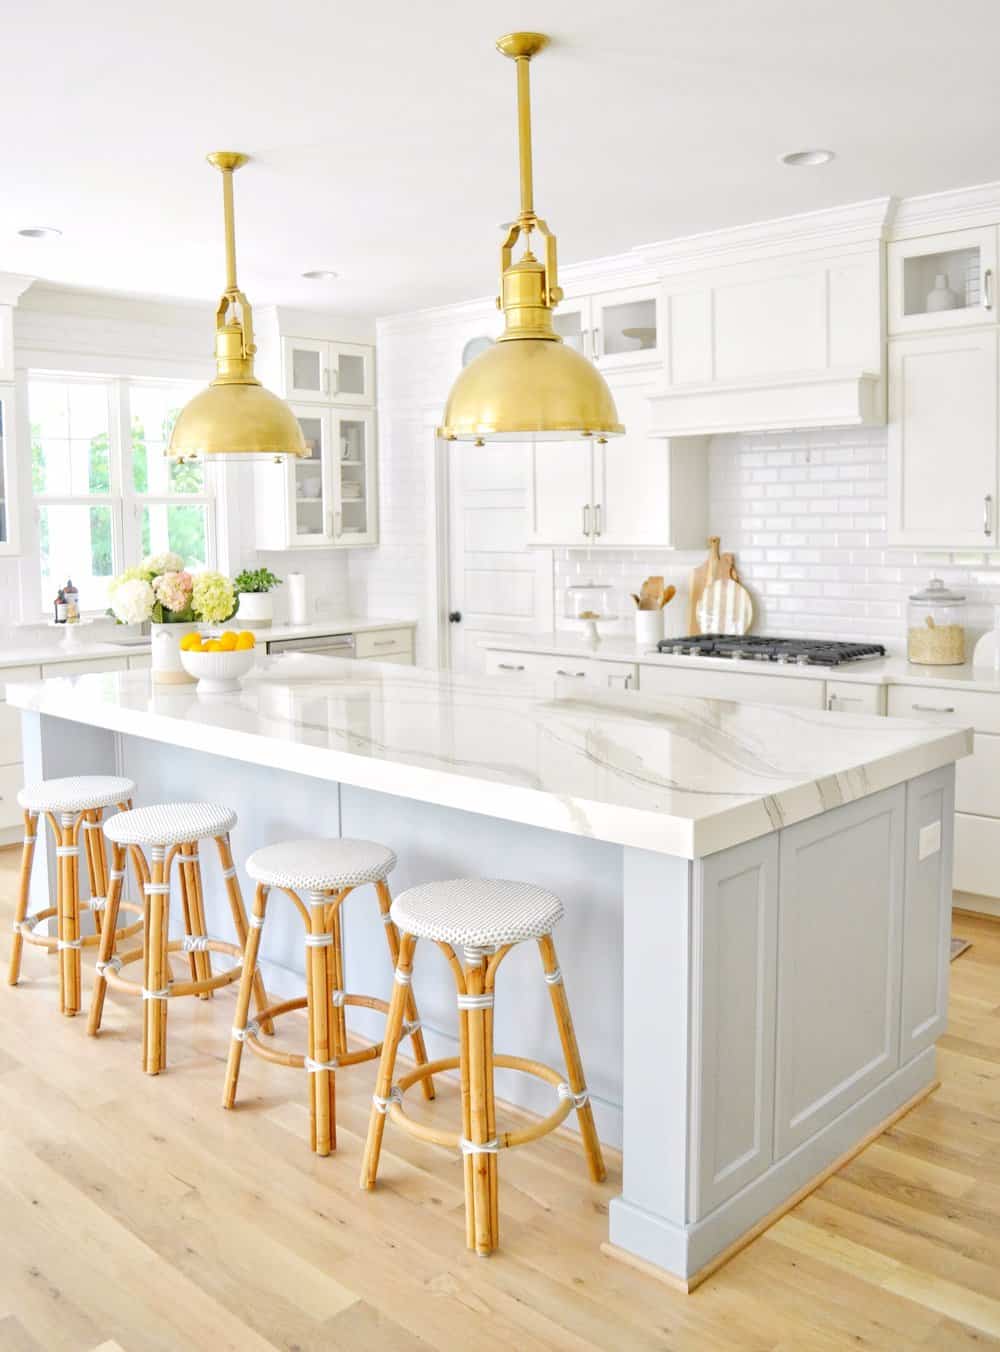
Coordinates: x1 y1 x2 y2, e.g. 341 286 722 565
592 286 660 369
888 330 999 547
528 442 594 545
283 338 328 401
0 389 18 556
331 410 377 546
889 227 998 335
593 379 669 546
552 301 591 357
289 407 335 546
329 342 373 406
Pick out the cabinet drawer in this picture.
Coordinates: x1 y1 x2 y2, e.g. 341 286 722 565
0 761 24 830
486 650 636 690
639 663 824 709
0 702 23 766
825 681 884 715
354 628 413 660
954 811 1000 897
1 664 41 695
41 657 128 678
956 731 1000 818
887 684 1000 734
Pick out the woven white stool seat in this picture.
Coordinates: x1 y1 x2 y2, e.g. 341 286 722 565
390 878 563 948
17 774 136 814
104 801 237 846
246 838 396 890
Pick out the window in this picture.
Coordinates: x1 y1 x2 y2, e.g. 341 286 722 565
29 375 212 613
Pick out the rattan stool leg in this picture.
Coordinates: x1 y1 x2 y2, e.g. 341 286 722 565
178 843 212 997
464 954 496 1254
7 811 38 986
306 892 336 1155
223 883 270 1109
328 892 349 1059
142 846 170 1075
360 930 416 1189
56 812 83 1017
538 934 606 1183
82 810 106 940
214 834 272 1035
88 843 127 1035
375 879 435 1101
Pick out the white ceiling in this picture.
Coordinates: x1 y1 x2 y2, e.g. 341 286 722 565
3 0 999 318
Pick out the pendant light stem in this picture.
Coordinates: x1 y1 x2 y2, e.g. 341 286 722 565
515 54 534 223
222 167 238 293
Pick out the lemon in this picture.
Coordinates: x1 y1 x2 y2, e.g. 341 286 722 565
235 632 255 651
219 631 238 652
180 632 202 652
205 640 224 653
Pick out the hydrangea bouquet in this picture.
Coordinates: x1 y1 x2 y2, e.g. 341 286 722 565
108 553 239 627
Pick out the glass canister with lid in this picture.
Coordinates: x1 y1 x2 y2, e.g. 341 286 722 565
907 578 967 665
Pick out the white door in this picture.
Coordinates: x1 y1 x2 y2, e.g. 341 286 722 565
447 442 553 673
528 441 594 545
283 338 328 402
888 330 999 546
289 406 335 547
592 285 660 369
331 410 377 546
329 342 373 406
888 226 998 335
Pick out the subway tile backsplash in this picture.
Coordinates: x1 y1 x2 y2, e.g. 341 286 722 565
555 427 1000 650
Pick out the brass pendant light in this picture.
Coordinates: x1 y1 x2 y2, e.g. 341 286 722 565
439 34 623 445
167 152 306 461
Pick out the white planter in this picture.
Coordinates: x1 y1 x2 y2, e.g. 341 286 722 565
235 592 273 627
150 621 199 685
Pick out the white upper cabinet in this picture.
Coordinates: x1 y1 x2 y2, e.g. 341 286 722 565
331 410 377 546
552 284 660 370
888 329 998 547
283 337 374 405
528 374 708 549
888 226 998 335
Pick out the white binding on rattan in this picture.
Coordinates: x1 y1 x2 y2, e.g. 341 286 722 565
305 1056 340 1073
82 819 103 830
17 775 136 814
96 956 122 975
543 967 563 985
249 913 265 928
372 1087 403 1114
57 938 83 950
104 802 237 847
109 868 125 881
142 985 171 1000
331 989 346 1007
557 1082 591 1109
245 837 397 890
182 935 211 952
222 867 237 881
16 911 48 933
232 1019 260 1042
55 846 79 858
393 968 412 986
403 1019 422 1037
88 896 107 912
380 911 393 926
390 878 563 948
144 883 171 895
304 932 333 948
178 852 200 865
23 835 36 845
457 992 494 1010
460 1137 500 1156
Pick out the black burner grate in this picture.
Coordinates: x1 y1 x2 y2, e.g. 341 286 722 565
655 635 887 667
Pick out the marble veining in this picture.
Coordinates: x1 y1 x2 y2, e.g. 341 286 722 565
7 654 971 858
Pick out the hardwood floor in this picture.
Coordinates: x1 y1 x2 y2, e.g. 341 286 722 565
1 848 998 1352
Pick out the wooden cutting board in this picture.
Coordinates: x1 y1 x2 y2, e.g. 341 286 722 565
687 537 738 633
695 576 754 636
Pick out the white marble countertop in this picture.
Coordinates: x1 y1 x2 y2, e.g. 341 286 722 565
7 655 971 859
0 617 415 672
482 632 1000 694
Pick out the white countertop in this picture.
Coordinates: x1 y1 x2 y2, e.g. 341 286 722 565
0 617 414 673
482 632 1000 695
7 655 971 859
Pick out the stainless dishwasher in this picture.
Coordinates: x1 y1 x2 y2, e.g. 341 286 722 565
265 633 356 659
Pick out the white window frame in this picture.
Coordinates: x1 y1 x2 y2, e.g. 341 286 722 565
28 372 216 617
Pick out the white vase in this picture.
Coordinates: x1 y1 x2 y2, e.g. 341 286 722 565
150 621 199 685
235 592 273 627
926 274 959 312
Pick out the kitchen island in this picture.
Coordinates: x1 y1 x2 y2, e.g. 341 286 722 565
7 657 971 1289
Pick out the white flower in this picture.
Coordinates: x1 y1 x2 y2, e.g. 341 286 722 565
110 578 155 625
142 552 184 577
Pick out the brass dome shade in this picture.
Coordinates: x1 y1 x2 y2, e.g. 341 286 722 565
439 33 622 444
168 152 305 461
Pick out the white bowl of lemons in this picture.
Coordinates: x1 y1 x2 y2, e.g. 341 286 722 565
179 630 257 693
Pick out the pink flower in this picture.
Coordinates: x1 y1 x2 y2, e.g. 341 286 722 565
153 570 194 615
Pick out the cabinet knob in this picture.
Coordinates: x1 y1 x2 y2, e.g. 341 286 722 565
985 494 994 537
448 610 462 624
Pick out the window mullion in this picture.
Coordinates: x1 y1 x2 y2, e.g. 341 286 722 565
113 379 134 568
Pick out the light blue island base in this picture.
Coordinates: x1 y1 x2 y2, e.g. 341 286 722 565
19 708 955 1290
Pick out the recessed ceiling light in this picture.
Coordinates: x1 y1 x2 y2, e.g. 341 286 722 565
301 269 338 281
18 225 62 239
779 149 835 168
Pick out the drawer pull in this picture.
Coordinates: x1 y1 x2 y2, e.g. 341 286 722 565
497 663 526 672
827 694 864 709
371 640 396 648
556 670 587 678
911 703 956 714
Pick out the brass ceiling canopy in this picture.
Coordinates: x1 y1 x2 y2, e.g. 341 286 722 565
439 33 623 445
167 151 306 462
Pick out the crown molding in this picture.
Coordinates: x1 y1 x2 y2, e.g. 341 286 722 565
0 273 37 307
377 293 499 338
890 180 1000 239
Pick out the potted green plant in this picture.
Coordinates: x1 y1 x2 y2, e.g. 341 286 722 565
233 566 282 627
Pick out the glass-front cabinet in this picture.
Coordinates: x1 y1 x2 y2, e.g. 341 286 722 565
0 386 18 556
332 411 376 545
889 226 998 334
551 285 660 368
283 337 374 405
290 408 332 546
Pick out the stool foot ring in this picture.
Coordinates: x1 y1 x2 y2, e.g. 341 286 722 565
242 994 390 1070
98 938 244 1000
16 900 143 951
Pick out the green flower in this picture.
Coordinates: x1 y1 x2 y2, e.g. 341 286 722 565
191 570 237 624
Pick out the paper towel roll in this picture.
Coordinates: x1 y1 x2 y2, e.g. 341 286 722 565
287 572 309 626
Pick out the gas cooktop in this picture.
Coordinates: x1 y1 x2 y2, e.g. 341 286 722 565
655 635 887 667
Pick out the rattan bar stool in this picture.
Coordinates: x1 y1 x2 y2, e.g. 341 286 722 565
360 877 606 1256
88 801 271 1074
224 838 435 1157
8 775 142 1016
